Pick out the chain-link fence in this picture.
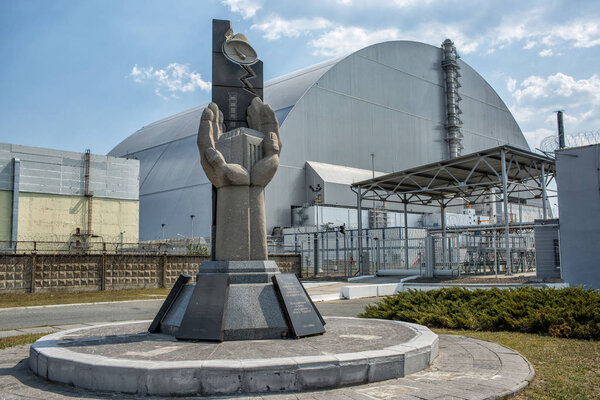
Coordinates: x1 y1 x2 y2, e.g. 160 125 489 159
279 227 428 279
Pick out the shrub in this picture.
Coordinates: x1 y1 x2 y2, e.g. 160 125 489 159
359 287 600 340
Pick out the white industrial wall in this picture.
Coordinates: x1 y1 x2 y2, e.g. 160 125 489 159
555 144 600 288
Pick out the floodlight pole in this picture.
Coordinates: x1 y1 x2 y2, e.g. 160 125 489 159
501 148 511 275
541 163 547 220
403 197 409 270
357 188 364 275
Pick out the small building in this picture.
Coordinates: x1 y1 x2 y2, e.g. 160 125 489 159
0 143 140 251
555 143 600 289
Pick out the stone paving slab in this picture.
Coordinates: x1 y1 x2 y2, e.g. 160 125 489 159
49 318 416 361
0 333 533 399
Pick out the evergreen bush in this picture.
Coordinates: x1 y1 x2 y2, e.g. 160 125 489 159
359 287 600 340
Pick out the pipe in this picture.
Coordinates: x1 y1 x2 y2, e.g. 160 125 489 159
11 158 20 249
557 111 565 149
357 188 364 275
501 149 511 274
441 39 463 158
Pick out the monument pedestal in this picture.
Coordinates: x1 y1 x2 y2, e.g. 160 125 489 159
153 260 319 341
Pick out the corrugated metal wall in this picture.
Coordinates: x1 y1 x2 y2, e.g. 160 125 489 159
0 143 138 200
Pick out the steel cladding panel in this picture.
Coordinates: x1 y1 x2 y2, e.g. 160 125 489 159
109 106 205 158
139 136 207 196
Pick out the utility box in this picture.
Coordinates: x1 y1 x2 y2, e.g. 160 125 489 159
534 219 561 280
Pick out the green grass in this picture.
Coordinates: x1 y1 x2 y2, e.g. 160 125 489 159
0 288 170 308
435 329 600 400
360 287 600 339
0 333 46 350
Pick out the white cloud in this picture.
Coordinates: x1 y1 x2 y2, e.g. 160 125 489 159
309 23 479 57
390 0 437 7
490 16 600 52
543 20 600 48
310 26 401 57
508 73 600 148
523 127 555 150
220 0 262 19
538 48 553 57
129 63 211 99
512 73 600 104
506 77 517 92
251 17 333 40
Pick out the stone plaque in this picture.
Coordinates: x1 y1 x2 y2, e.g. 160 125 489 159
176 274 229 341
272 274 325 338
148 274 191 333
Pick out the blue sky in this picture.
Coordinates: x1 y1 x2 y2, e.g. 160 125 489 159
1 0 599 155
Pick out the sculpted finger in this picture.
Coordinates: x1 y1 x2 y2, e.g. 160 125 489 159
204 148 227 169
225 164 250 186
263 132 279 156
198 107 215 151
260 102 279 137
251 155 279 187
218 109 225 134
246 97 261 131
208 102 221 140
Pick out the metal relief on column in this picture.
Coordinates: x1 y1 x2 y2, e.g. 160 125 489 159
212 19 264 131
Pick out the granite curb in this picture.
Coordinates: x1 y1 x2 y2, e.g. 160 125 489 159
28 317 438 396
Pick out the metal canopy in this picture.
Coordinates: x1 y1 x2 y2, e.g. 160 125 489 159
351 145 556 276
351 145 556 206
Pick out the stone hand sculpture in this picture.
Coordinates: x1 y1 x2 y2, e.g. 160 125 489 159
198 98 281 261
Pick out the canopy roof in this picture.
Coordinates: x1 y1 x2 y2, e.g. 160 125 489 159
352 145 556 206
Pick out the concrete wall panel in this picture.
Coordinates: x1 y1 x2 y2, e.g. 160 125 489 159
0 190 12 243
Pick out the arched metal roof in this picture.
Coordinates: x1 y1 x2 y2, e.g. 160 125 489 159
108 40 530 240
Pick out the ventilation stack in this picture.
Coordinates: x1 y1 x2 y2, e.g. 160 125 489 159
441 39 463 158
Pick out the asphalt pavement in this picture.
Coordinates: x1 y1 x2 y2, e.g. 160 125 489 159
0 297 381 332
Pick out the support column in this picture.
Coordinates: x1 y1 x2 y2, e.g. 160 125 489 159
357 188 364 275
541 163 548 220
440 203 447 270
11 158 20 249
403 198 409 270
501 149 511 274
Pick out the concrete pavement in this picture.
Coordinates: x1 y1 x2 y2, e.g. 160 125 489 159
0 333 533 399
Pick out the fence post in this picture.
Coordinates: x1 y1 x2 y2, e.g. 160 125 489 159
101 242 106 291
30 252 37 293
161 253 167 288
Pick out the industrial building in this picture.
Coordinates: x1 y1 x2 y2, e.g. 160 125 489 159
0 143 140 251
109 39 546 241
555 143 600 289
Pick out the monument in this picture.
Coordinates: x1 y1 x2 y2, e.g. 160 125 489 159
27 20 440 396
148 19 325 341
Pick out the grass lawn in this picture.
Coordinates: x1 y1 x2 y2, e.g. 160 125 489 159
434 328 600 400
0 333 46 350
0 288 170 308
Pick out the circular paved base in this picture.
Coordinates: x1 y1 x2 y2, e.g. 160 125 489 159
2 334 534 399
29 317 438 396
